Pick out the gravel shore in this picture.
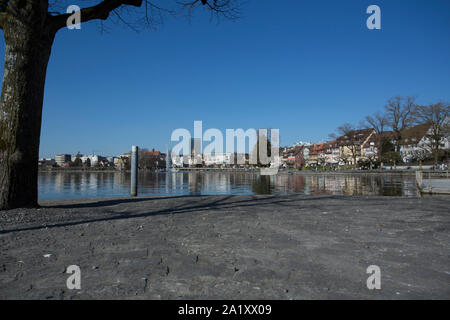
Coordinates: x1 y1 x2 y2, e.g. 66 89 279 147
1 194 449 299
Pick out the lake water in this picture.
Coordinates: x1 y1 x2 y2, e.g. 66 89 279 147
38 171 419 199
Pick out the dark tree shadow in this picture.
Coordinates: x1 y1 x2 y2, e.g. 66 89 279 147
1 194 341 235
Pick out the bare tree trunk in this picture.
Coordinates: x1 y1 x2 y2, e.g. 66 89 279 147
0 18 54 209
434 141 439 164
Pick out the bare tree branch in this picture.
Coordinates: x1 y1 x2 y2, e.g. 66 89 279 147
384 96 417 154
413 102 450 162
365 111 387 134
48 0 143 32
46 0 241 32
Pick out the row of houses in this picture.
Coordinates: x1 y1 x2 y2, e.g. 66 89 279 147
45 154 117 167
281 123 450 168
40 149 167 170
281 128 377 168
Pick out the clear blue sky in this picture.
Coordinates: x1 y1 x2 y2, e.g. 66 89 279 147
1 0 450 158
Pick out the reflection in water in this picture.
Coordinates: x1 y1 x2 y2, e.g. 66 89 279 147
38 171 419 200
252 176 273 195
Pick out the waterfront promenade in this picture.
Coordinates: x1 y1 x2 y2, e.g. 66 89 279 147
0 194 449 299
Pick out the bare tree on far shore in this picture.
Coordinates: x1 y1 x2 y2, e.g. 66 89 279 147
384 96 416 153
365 111 388 134
413 102 450 163
365 111 388 161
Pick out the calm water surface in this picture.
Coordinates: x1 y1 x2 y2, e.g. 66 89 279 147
38 171 418 199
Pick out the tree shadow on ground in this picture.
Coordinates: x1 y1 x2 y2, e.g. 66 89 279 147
43 195 204 209
0 195 340 235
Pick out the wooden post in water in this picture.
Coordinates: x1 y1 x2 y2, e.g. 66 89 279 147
131 145 139 197
416 170 423 188
428 172 432 192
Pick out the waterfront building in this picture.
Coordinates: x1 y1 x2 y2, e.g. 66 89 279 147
55 154 71 166
398 123 449 163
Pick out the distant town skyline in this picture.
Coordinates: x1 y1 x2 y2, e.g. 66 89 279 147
1 0 449 159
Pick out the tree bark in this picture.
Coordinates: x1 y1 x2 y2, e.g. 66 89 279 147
434 139 439 164
0 17 55 209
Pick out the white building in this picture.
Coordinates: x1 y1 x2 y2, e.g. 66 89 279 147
400 123 450 162
203 153 233 166
80 155 100 166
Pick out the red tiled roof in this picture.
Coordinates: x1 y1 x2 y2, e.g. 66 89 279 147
146 150 161 156
336 128 374 146
398 123 430 145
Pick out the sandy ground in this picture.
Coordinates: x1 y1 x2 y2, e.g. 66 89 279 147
0 194 449 299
